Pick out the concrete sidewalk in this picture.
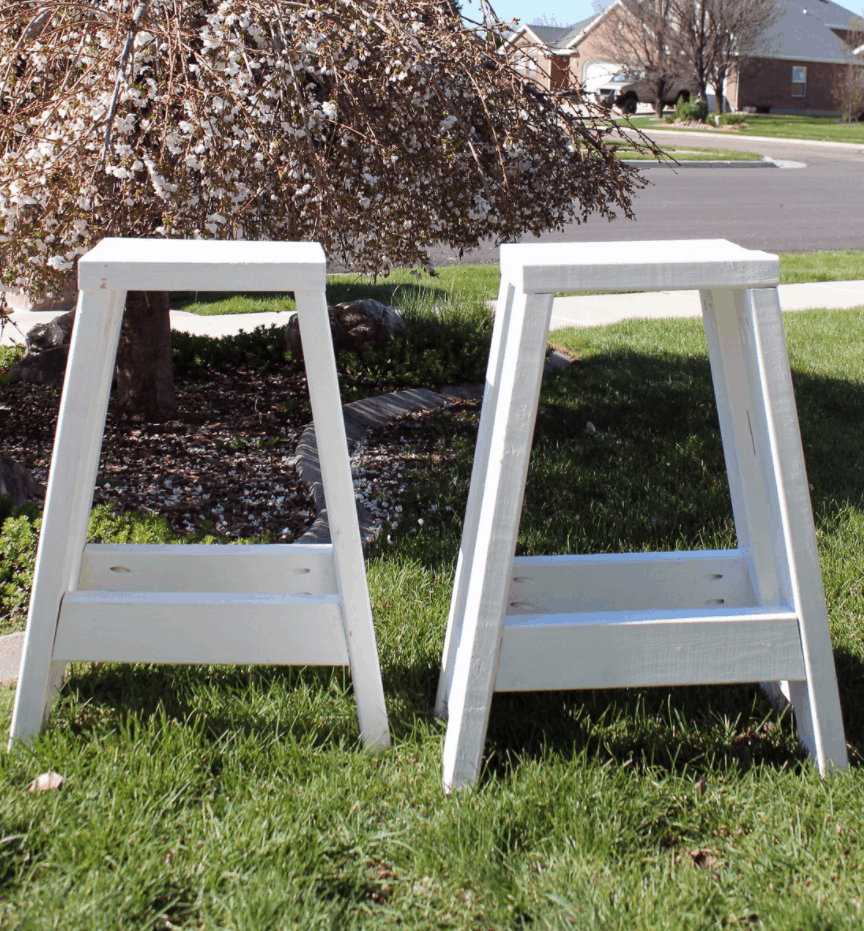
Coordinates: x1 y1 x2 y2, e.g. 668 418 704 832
3 280 864 345
548 279 864 331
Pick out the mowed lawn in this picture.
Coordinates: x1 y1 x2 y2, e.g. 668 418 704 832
2 298 864 927
625 112 864 144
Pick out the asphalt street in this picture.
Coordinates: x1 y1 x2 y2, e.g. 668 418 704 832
428 131 864 264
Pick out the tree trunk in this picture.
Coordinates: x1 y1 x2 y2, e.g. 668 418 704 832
712 82 724 114
654 97 664 118
114 290 176 422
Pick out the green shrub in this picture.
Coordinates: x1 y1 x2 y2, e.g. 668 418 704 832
0 505 40 634
719 112 748 126
0 343 25 376
172 325 292 377
337 301 493 398
170 301 493 394
675 96 708 122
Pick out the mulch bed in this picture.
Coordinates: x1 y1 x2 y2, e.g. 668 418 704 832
1 365 476 544
2 369 316 541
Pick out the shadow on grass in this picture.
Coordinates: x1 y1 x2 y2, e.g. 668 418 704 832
49 345 864 777
374 346 864 778
58 662 364 753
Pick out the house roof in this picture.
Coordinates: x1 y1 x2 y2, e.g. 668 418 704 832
551 15 602 48
524 25 572 45
502 14 602 50
756 0 862 64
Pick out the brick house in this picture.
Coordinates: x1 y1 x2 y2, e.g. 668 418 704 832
503 0 862 115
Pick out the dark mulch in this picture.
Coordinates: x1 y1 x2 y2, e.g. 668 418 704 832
2 363 480 545
2 367 318 541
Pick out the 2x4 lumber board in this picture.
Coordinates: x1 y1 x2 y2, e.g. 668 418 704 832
79 543 336 595
78 239 326 292
294 290 390 749
53 591 349 665
500 241 779 295
496 606 805 691
437 277 518 717
508 550 757 615
9 288 127 744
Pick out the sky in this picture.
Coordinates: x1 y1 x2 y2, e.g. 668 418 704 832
462 0 611 30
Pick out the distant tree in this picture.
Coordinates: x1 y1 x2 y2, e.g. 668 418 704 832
832 13 864 122
687 0 781 113
592 0 682 117
0 0 649 422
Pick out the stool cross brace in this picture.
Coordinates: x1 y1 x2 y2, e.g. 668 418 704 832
10 239 389 750
436 240 847 790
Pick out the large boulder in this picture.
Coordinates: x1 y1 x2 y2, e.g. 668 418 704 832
284 299 406 362
0 456 44 507
11 310 76 388
25 310 75 352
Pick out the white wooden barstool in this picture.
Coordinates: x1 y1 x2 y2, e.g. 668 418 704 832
9 239 390 750
436 240 847 790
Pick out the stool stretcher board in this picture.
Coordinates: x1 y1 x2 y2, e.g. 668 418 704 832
436 240 847 791
10 239 389 751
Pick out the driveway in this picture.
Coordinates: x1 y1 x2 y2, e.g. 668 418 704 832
429 132 864 264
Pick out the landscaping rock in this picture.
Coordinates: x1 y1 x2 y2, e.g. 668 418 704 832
26 309 75 352
10 346 69 388
284 299 406 362
0 455 45 507
0 631 24 687
9 310 76 388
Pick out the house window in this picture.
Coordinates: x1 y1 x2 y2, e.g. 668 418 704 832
791 66 807 97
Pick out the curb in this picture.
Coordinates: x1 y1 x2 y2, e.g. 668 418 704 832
295 384 484 545
295 351 573 545
621 158 776 169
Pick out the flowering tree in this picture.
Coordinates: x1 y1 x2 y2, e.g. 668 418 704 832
1 0 648 420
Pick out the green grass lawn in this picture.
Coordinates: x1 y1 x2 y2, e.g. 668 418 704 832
606 140 762 161
173 251 864 318
625 112 864 144
2 304 864 927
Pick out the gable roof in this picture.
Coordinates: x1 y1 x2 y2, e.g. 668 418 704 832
755 0 862 63
501 14 603 51
525 25 572 45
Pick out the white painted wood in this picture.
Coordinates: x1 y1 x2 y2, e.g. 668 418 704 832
501 241 779 295
9 289 126 746
739 287 847 772
507 550 757 615
700 289 780 601
11 240 390 753
496 606 805 690
442 289 555 792
78 239 325 293
436 275 517 718
439 240 846 789
79 543 336 594
295 289 390 750
54 591 348 666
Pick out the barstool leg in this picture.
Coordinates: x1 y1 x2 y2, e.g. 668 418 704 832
10 289 126 745
436 275 517 718
740 287 847 773
442 290 554 791
295 290 390 750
